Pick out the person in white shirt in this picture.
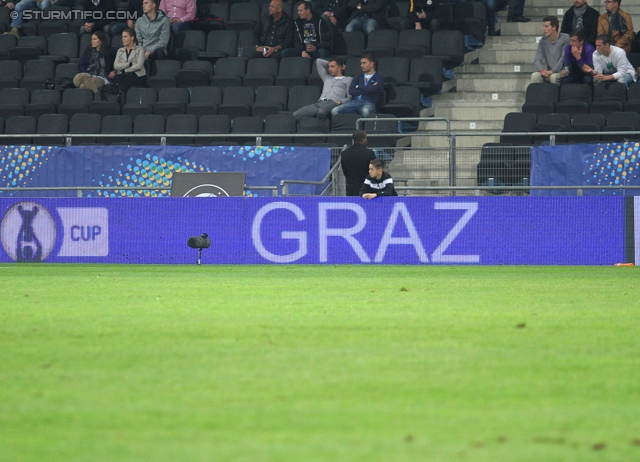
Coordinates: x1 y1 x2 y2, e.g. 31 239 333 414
583 34 636 87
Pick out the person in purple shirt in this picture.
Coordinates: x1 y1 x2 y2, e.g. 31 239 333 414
560 29 595 85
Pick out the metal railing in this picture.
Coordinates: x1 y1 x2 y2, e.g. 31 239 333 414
0 185 279 197
3 119 640 197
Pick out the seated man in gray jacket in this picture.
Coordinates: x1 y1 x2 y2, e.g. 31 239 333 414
531 16 569 85
135 0 170 60
293 58 352 120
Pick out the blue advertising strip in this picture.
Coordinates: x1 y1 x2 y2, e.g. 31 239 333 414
0 197 625 265
531 142 640 196
0 145 330 197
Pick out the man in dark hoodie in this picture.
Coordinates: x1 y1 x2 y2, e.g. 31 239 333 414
79 0 118 36
282 1 332 59
561 0 599 46
135 0 170 60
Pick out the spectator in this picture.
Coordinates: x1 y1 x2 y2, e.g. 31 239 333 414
135 0 170 60
109 0 143 38
407 0 437 30
112 28 147 92
283 1 332 59
597 0 634 53
331 53 384 118
561 29 595 85
3 0 51 39
79 0 117 36
531 16 569 85
315 0 350 30
584 34 636 87
160 0 196 37
345 0 386 36
294 58 352 120
561 0 599 46
341 130 376 196
74 31 116 93
360 158 397 199
252 0 295 59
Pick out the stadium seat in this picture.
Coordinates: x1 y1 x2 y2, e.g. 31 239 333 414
36 113 69 145
276 57 311 89
219 86 254 118
3 115 37 145
198 30 238 60
176 60 213 88
521 83 558 117
58 88 93 118
231 116 264 145
198 114 231 144
500 112 536 145
133 114 165 145
395 29 430 60
25 89 60 119
335 31 365 58
344 57 362 77
147 60 181 89
264 113 296 145
298 117 329 145
99 115 133 145
210 2 229 22
69 113 101 145
0 61 22 90
21 59 55 92
154 87 189 118
603 111 640 142
386 1 411 31
0 34 17 51
382 85 421 117
377 57 410 86
252 86 288 118
556 84 591 118
243 58 277 89
89 101 121 117
365 29 398 59
431 30 464 68
451 0 486 44
533 113 570 144
226 2 260 31
590 82 627 118
568 113 605 143
406 57 443 96
37 20 68 38
55 62 78 80
187 86 222 117
174 29 206 62
287 86 320 112
363 114 398 147
42 32 78 64
122 88 157 118
165 113 198 145
11 36 46 64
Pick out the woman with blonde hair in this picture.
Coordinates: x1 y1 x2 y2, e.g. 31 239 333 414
112 28 147 92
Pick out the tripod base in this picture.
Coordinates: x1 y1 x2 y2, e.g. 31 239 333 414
197 248 203 265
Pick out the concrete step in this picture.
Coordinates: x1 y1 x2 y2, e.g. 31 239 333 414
435 91 525 102
456 75 530 92
479 40 538 51
434 104 519 121
449 121 505 131
434 97 524 106
460 63 537 74
413 135 501 148
477 49 537 64
501 21 544 36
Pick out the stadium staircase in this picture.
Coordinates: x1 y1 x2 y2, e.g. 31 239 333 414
397 0 640 190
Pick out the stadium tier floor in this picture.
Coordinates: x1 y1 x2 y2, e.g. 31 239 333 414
1 264 639 461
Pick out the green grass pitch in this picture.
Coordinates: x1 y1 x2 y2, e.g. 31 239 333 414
1 264 639 461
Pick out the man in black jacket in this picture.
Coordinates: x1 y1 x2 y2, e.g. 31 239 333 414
252 0 295 59
80 0 118 36
345 0 387 36
315 0 350 30
561 0 599 46
283 1 333 58
341 130 376 196
360 158 397 198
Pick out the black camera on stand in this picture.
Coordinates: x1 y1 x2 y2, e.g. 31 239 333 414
187 234 211 265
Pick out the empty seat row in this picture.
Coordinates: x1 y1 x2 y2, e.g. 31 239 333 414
523 82 640 119
501 111 640 146
0 113 398 147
